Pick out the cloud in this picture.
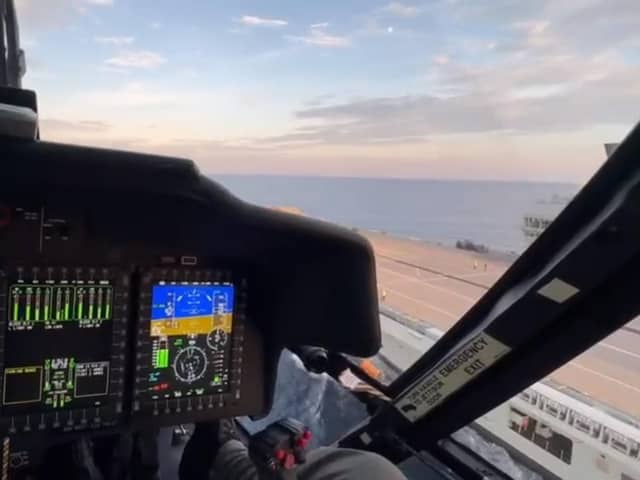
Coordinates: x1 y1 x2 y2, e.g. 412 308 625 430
239 15 288 27
258 52 639 146
286 25 350 48
380 2 420 17
40 118 112 134
96 65 131 74
38 118 149 155
150 21 163 29
79 82 179 107
94 36 135 46
358 2 426 38
16 0 112 30
338 0 639 146
433 55 450 65
512 20 550 35
304 94 337 107
74 82 237 110
24 0 640 182
15 0 75 29
459 1 640 54
104 50 167 69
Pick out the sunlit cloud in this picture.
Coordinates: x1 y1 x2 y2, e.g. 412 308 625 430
23 0 640 181
512 19 550 35
286 24 350 48
94 35 134 46
73 82 244 113
96 65 131 74
79 82 181 107
380 2 420 17
433 55 450 65
257 51 639 147
239 15 288 27
40 118 112 133
104 50 167 69
15 0 112 29
304 94 337 107
359 2 423 37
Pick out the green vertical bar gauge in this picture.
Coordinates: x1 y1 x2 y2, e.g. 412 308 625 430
97 288 103 319
55 288 62 320
159 349 169 368
25 301 30 320
13 291 19 321
89 288 95 319
105 288 112 319
77 288 84 319
25 287 31 321
35 288 41 321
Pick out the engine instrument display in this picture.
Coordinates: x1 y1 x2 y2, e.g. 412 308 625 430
0 267 128 433
146 282 235 399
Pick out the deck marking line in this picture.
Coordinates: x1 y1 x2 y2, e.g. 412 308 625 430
382 286 459 320
566 362 640 394
598 342 640 361
379 267 477 302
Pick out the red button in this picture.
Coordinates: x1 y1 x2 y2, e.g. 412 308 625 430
284 453 296 469
296 437 310 449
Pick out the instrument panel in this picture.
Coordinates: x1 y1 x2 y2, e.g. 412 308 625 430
0 137 381 442
0 261 261 436
133 269 255 426
1 266 127 433
0 194 265 437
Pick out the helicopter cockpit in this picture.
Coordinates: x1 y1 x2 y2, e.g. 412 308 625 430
2 1 640 479
0 89 384 478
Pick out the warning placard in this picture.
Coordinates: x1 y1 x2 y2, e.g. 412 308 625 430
394 332 510 422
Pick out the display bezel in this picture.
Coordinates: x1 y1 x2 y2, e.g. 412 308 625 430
134 268 247 419
0 266 128 435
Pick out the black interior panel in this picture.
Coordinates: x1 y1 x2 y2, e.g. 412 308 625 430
0 138 381 441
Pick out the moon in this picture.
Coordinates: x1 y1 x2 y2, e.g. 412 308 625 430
387 26 394 33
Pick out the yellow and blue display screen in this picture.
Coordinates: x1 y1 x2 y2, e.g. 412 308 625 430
151 285 234 337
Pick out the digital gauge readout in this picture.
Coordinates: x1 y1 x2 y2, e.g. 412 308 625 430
2 271 120 420
147 284 235 399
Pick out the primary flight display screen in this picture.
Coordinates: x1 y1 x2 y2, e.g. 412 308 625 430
146 283 235 399
2 274 115 416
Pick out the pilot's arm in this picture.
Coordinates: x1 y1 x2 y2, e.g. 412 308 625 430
179 420 407 480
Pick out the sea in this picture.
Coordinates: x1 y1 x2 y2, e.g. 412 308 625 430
213 175 579 255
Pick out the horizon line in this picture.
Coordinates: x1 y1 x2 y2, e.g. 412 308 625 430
206 172 582 186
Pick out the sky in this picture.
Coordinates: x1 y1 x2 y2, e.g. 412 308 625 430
14 0 640 182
